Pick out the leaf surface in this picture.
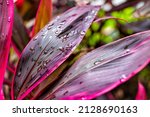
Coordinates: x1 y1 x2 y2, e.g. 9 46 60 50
12 7 30 54
12 5 100 99
44 30 150 100
0 0 14 99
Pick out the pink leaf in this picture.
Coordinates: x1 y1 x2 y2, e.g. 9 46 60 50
135 81 147 100
0 0 14 99
0 89 4 100
12 5 100 99
44 30 150 100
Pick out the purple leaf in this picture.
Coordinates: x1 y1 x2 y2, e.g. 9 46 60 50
44 30 150 100
135 81 147 100
0 0 14 99
12 5 100 99
12 7 30 54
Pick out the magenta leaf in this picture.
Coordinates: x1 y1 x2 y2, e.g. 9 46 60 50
0 89 4 100
0 0 14 99
44 30 150 100
12 5 100 99
135 81 147 100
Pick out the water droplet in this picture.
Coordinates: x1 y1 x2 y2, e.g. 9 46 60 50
6 0 9 5
43 61 47 67
126 49 130 53
60 20 66 25
55 30 59 34
91 10 96 14
80 31 86 35
56 16 60 20
47 23 54 30
44 50 48 54
120 74 127 82
62 35 67 42
49 36 52 39
41 33 45 36
33 38 37 41
17 72 21 77
8 17 11 22
58 47 65 52
94 60 101 65
30 47 35 53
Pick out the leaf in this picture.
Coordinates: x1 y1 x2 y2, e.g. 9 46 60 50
44 30 150 100
135 81 147 100
0 89 4 99
28 61 68 99
12 5 100 99
32 0 53 37
0 0 14 99
12 7 30 55
123 19 150 33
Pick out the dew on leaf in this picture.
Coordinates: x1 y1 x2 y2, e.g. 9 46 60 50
60 20 66 25
94 60 101 65
44 50 48 54
30 47 35 53
80 31 86 35
8 17 11 22
126 49 130 53
55 30 59 35
17 72 21 77
6 0 9 5
43 61 47 68
120 74 127 82
47 23 54 30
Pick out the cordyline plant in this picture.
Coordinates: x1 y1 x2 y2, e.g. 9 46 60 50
0 0 149 100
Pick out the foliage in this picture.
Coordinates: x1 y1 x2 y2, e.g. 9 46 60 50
0 0 150 100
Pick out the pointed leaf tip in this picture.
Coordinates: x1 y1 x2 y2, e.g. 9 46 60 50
135 81 147 100
12 5 100 99
44 30 150 100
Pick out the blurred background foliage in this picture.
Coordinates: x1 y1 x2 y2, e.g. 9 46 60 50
4 0 150 100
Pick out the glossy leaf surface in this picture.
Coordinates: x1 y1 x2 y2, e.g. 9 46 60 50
44 30 150 100
12 5 100 99
0 0 14 99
